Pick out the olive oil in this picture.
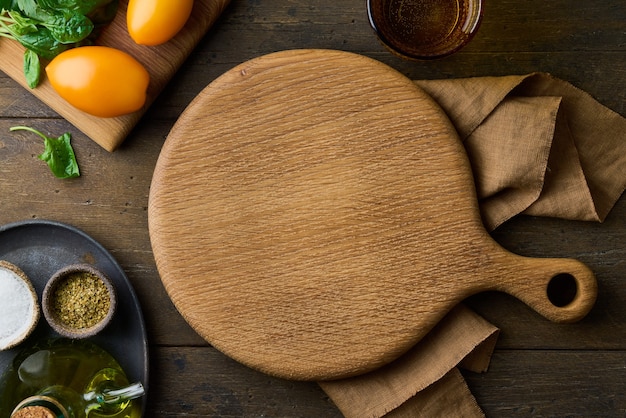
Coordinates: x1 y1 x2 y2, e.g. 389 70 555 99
0 339 144 418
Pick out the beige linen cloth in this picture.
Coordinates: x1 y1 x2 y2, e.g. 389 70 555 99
319 73 626 417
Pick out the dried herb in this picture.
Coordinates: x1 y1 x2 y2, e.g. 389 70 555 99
52 271 110 329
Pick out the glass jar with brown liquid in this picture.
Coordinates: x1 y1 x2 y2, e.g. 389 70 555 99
367 0 484 59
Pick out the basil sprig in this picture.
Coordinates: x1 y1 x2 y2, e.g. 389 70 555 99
0 0 118 88
10 125 80 178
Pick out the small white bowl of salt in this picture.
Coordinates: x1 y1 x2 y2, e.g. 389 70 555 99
0 260 39 351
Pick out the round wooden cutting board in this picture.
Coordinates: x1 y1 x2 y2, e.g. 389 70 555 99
148 49 597 381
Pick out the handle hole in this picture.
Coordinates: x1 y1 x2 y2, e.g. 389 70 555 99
547 274 578 307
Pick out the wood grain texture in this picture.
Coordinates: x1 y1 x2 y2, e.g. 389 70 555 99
1 0 624 415
0 0 231 152
148 49 596 381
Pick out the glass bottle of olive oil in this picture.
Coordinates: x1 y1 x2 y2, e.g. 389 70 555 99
0 338 144 418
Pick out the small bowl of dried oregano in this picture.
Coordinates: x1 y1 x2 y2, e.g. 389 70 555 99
42 264 117 339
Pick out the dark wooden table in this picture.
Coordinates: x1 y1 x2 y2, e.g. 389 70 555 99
1 1 624 416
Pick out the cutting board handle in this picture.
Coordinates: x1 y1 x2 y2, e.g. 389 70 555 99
497 255 597 323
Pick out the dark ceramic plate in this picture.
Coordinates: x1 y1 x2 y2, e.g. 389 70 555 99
0 219 148 415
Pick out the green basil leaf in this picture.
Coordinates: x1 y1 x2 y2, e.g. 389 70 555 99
87 0 117 27
39 131 80 178
37 0 79 10
37 0 114 16
5 10 39 35
17 26 68 58
0 0 18 11
9 126 80 178
0 11 38 38
15 0 37 16
44 9 93 43
23 48 40 88
15 0 49 20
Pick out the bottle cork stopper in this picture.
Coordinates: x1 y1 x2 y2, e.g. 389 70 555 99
11 406 56 418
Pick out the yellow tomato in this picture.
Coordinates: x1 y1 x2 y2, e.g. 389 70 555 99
45 46 150 118
127 0 194 46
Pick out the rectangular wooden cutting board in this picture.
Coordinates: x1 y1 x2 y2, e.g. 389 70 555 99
0 0 231 152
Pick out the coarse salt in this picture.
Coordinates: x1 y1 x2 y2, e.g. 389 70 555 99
0 264 38 350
